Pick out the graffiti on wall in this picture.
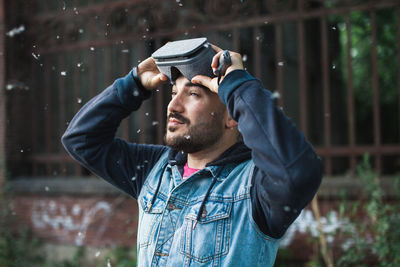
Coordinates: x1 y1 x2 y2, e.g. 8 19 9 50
31 200 112 246
31 199 347 247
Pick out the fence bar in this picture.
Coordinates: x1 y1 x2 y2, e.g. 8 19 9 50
44 59 52 175
233 28 239 52
0 0 5 187
253 27 261 79
138 43 146 144
321 17 332 175
32 0 400 56
88 10 96 99
72 53 82 176
59 55 67 175
105 47 111 89
59 55 66 134
27 144 400 163
31 60 39 175
30 154 77 163
397 8 400 143
25 0 37 176
297 1 308 137
274 22 284 107
370 10 382 172
154 39 165 145
121 44 130 141
73 53 80 113
22 0 400 177
315 144 400 155
42 1 50 13
345 14 356 175
155 90 165 145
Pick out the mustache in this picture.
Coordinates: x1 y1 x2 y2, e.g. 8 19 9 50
167 113 190 124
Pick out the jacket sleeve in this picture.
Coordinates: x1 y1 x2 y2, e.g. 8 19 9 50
218 70 323 239
61 69 169 199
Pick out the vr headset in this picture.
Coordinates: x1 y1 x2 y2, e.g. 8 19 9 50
152 37 216 82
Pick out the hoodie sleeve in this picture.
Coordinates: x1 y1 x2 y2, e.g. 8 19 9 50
61 68 169 199
218 70 323 239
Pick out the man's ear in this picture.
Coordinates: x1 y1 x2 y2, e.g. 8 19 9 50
225 115 238 129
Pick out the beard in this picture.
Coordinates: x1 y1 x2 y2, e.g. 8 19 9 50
164 112 224 153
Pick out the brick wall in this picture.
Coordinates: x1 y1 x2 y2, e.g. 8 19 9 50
9 192 340 262
8 176 399 253
12 194 139 248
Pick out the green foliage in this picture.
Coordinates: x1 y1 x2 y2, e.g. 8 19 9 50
337 154 400 266
0 228 45 267
275 247 296 266
343 9 399 112
307 154 400 266
104 245 137 267
333 9 399 144
44 247 86 267
0 194 45 267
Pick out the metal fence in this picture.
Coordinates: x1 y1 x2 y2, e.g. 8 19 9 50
8 0 400 177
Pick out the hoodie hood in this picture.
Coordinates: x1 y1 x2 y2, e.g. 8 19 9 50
167 141 252 168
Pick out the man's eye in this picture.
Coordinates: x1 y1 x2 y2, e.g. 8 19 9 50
190 92 200 97
171 91 177 97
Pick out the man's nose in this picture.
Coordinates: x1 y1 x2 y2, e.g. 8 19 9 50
167 93 185 114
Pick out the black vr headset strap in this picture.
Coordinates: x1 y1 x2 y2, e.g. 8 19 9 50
215 50 232 85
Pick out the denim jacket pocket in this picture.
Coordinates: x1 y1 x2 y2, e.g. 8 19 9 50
138 192 165 248
180 201 232 263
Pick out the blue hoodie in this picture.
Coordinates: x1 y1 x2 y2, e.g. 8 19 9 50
62 68 323 266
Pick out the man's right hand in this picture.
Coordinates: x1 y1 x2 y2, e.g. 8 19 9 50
137 57 169 90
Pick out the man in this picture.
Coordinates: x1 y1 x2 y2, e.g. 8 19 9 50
62 40 323 266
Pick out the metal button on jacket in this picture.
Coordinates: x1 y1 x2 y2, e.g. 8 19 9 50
167 202 178 210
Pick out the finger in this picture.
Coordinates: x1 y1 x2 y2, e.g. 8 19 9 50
149 74 168 89
211 50 224 71
142 57 156 67
158 73 168 81
191 75 212 88
192 75 218 94
210 44 222 53
139 57 158 75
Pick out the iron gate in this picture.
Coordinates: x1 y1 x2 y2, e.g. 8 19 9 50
6 0 400 177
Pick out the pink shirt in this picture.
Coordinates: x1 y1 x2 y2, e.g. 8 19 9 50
183 162 200 179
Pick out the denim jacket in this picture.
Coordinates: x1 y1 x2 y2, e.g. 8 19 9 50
62 68 323 266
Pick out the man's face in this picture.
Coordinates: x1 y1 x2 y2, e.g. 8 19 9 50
165 76 227 153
